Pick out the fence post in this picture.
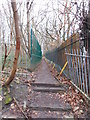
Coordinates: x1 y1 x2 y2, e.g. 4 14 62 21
0 42 2 114
87 2 90 115
0 43 2 79
88 32 90 97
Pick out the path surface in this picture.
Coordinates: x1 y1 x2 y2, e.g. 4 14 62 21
30 59 74 119
2 59 88 119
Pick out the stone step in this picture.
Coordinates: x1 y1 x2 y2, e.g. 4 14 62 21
31 82 65 87
31 110 74 119
30 106 72 112
33 87 65 93
30 92 71 110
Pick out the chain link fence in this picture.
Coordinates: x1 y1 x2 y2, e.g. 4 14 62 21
1 28 42 78
30 28 42 70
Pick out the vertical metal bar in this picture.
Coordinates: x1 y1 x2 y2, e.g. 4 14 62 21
71 49 74 83
74 49 79 87
65 49 71 79
0 40 2 115
87 55 90 97
0 42 2 78
68 55 72 79
83 55 88 95
72 49 77 84
70 49 74 81
70 28 73 80
77 49 82 90
80 49 85 93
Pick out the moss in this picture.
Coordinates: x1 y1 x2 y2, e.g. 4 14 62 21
3 87 12 105
4 94 12 105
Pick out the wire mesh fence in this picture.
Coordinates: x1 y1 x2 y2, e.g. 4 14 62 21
1 44 31 78
1 28 42 78
30 28 42 70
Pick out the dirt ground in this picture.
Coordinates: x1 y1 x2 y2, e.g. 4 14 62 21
1 58 90 119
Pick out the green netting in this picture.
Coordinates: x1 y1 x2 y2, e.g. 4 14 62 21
1 28 42 74
1 46 30 72
30 28 42 70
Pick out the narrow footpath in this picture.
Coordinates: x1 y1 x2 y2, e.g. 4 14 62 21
1 58 88 119
30 59 74 119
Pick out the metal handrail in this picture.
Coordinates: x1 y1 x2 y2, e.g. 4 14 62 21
65 53 90 58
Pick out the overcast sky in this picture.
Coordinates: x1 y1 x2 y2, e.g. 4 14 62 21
0 0 89 43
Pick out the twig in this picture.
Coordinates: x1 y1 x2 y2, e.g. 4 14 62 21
13 97 30 120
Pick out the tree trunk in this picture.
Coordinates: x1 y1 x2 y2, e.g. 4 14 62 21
3 0 20 86
27 0 31 58
2 44 7 71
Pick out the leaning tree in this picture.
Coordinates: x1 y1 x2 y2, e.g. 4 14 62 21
3 0 20 86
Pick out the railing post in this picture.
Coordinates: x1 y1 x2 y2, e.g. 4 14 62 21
87 1 90 115
0 41 2 114
88 32 90 97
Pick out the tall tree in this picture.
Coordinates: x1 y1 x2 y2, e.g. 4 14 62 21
27 0 34 58
3 0 20 86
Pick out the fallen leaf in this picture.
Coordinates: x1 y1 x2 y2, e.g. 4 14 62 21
73 106 79 112
79 110 83 114
48 111 51 114
64 115 74 118
0 95 2 101
69 86 72 90
10 103 15 109
75 89 79 94
32 79 35 82
61 94 64 98
23 100 27 111
28 88 31 92
79 99 83 103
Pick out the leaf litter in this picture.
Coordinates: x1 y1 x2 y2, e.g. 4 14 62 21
49 62 89 118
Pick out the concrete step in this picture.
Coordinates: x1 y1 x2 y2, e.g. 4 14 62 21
33 87 65 93
30 106 72 112
31 82 66 87
30 92 72 112
31 110 74 119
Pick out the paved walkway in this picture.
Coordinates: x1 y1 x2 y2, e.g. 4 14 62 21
30 59 74 119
